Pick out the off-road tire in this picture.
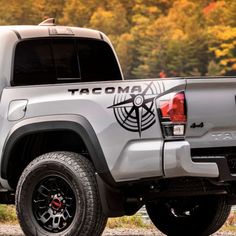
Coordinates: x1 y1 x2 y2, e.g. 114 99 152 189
15 151 107 236
146 195 231 236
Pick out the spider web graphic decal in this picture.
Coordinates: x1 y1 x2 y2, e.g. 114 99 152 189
108 82 160 137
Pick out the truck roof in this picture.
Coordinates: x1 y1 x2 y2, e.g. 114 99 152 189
0 25 103 40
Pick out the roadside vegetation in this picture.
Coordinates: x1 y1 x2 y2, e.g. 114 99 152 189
0 205 17 223
0 204 235 231
107 214 151 229
221 210 236 232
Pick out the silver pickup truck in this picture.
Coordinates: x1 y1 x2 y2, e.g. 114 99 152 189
0 19 235 236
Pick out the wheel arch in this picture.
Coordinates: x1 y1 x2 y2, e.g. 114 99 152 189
1 115 115 188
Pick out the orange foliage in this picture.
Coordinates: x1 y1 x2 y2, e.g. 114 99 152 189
203 2 217 15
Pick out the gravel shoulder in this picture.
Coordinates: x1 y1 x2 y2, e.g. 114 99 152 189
0 224 235 236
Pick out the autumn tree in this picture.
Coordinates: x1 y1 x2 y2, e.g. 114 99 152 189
32 0 66 23
205 1 236 75
61 0 101 26
0 0 234 77
132 0 209 77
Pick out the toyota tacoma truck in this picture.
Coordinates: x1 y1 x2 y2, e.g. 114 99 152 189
0 18 234 236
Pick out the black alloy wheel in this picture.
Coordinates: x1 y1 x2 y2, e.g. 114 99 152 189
16 152 107 236
32 175 76 233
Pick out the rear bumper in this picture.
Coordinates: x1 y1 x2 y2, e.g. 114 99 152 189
112 140 235 183
163 141 220 178
192 156 236 181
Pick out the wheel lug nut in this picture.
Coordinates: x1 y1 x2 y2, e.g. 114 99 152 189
58 193 61 197
54 211 57 214
63 200 65 203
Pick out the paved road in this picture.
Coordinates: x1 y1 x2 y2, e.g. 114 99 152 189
0 224 235 236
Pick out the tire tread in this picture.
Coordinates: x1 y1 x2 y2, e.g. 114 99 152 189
16 151 107 236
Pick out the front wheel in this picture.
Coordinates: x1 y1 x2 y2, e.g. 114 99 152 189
16 152 107 236
146 195 231 236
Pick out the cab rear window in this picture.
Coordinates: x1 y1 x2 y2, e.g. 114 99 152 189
78 39 122 82
13 38 122 86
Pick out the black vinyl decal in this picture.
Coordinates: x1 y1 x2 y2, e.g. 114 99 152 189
108 82 159 137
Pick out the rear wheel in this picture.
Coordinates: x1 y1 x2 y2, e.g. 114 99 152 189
16 152 107 236
146 195 230 236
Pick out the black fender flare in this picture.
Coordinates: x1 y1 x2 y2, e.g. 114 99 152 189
1 114 115 186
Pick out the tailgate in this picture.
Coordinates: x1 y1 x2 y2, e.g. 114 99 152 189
185 78 236 149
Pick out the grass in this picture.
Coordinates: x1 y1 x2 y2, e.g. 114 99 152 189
0 204 236 232
0 205 17 223
107 214 152 229
221 225 236 232
220 210 236 232
0 205 151 228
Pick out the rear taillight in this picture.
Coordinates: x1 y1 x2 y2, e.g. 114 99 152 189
159 91 187 137
169 92 186 122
